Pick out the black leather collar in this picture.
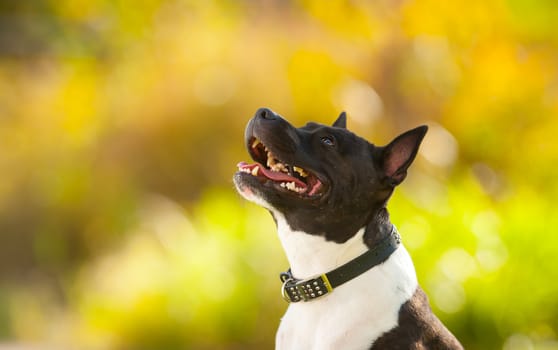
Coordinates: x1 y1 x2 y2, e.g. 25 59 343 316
279 227 401 303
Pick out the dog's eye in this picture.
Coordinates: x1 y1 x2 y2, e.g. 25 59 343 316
321 136 335 147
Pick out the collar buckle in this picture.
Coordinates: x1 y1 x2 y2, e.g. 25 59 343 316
280 277 295 302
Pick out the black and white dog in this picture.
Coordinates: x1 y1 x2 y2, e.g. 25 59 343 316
234 108 463 349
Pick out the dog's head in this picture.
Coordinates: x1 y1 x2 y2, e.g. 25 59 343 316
234 108 427 243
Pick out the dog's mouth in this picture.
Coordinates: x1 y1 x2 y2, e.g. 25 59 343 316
237 137 325 197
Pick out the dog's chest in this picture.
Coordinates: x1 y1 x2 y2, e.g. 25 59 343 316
274 219 418 350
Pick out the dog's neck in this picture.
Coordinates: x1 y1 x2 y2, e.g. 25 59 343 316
273 212 374 279
272 207 395 279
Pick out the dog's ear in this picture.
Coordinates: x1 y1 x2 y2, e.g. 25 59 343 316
380 125 428 186
332 111 347 128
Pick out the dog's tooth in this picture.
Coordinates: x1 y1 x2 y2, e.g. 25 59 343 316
269 160 285 173
276 162 287 172
252 139 261 148
294 166 308 178
267 156 275 168
280 181 304 194
251 166 259 176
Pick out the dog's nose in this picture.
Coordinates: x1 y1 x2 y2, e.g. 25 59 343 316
255 107 278 121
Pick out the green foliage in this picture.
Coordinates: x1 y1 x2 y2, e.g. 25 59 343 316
0 0 557 349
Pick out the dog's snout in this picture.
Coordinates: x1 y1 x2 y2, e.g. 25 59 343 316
256 107 278 121
247 108 300 158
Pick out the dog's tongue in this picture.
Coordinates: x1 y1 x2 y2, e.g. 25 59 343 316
237 162 307 188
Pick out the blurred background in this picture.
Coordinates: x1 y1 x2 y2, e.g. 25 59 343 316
0 0 557 349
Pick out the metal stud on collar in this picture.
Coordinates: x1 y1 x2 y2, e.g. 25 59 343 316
281 277 295 302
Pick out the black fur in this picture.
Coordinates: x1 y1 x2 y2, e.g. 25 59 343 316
371 288 463 349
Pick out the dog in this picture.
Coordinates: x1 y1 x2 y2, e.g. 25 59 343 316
234 108 463 349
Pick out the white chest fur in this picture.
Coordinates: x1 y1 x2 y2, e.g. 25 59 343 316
274 215 418 350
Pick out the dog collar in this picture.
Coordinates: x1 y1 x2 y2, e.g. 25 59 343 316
279 227 401 303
